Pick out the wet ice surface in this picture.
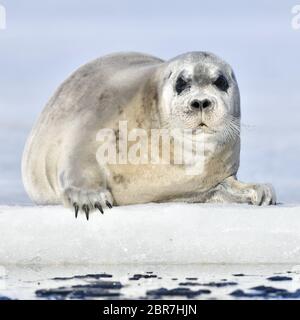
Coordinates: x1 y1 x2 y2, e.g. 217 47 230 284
2 265 300 300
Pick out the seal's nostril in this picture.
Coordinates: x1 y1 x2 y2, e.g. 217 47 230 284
191 99 211 110
191 100 201 109
202 99 211 109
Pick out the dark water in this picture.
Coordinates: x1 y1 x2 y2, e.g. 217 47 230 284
1 265 300 300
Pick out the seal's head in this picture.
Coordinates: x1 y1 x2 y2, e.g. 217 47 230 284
158 52 240 140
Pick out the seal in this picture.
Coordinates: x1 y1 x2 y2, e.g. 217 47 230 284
22 52 276 219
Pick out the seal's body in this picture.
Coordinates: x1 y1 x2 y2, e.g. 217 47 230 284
22 52 276 217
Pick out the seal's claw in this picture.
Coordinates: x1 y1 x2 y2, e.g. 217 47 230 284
251 183 277 206
106 200 113 209
95 202 104 214
73 203 79 218
82 204 90 220
62 187 114 216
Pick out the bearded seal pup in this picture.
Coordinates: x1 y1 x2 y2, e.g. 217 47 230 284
22 52 276 219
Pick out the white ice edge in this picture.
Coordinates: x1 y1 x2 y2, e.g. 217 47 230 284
1 203 300 265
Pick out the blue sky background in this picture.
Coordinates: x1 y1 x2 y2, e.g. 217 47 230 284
0 0 299 204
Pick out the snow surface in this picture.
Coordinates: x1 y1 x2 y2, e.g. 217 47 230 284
1 203 300 265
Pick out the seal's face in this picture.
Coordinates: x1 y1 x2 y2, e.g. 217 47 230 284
160 52 240 140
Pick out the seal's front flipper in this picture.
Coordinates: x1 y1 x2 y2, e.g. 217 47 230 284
208 176 276 206
56 135 114 219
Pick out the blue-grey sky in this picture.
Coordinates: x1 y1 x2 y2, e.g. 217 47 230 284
0 0 299 203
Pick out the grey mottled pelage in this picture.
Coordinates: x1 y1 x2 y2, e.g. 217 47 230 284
22 52 276 218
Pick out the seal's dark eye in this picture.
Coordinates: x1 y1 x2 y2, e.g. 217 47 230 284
175 76 189 95
214 74 229 92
